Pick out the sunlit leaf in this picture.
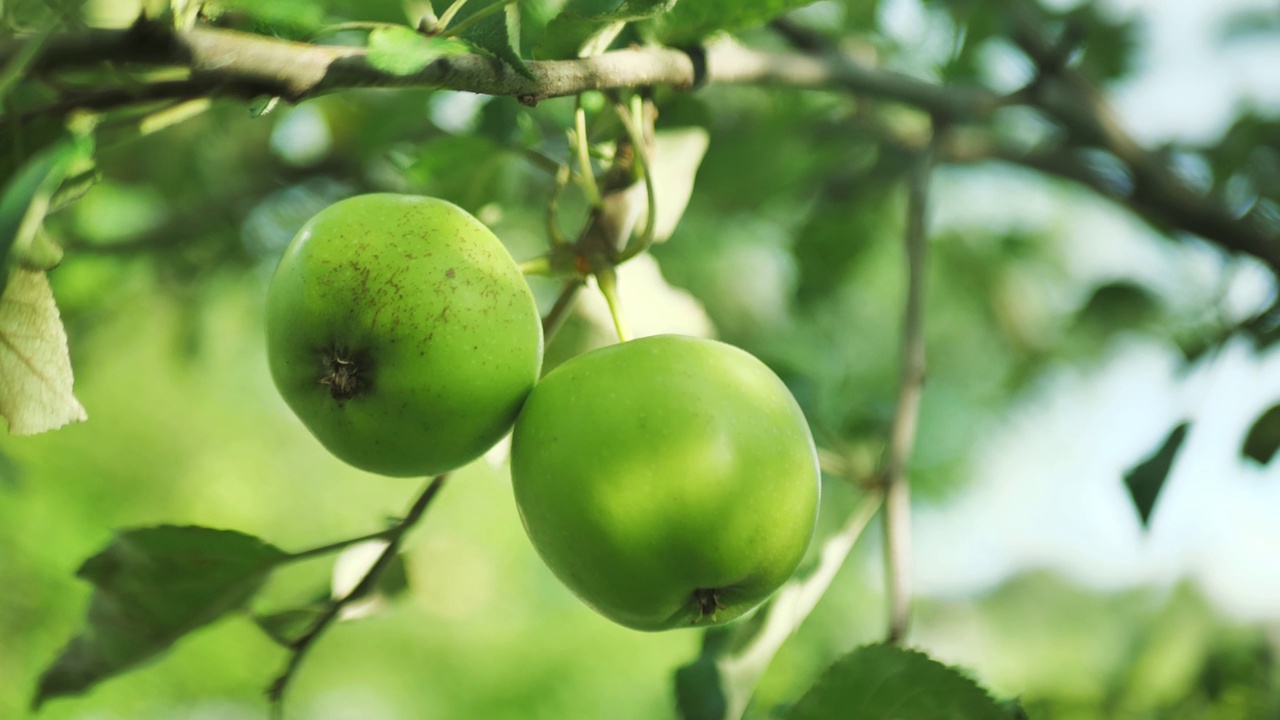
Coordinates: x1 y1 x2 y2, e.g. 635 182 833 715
331 540 410 621
595 127 709 248
645 127 709 242
456 2 535 80
1124 422 1191 528
1242 404 1280 465
648 0 818 45
786 644 1014 720
367 26 468 76
207 0 326 39
0 268 86 435
35 527 287 708
534 0 674 60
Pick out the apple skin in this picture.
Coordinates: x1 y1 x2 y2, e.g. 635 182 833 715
510 335 820 631
266 194 542 477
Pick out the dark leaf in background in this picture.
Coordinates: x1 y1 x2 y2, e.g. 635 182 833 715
1242 403 1280 465
34 526 287 708
673 632 729 720
1124 422 1191 529
1072 280 1161 335
786 644 1015 720
253 606 327 647
792 178 892 305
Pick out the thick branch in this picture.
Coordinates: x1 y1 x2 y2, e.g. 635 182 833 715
8 24 998 114
8 21 1277 271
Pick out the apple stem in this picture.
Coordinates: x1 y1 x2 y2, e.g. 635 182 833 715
594 266 631 343
573 101 602 208
614 95 657 263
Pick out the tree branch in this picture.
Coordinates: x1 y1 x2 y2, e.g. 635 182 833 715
267 474 449 716
7 18 1277 272
881 124 936 645
6 23 998 114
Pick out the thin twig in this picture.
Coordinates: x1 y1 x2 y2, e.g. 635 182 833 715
542 278 585 339
266 475 448 716
613 95 656 263
705 488 885 720
881 123 937 645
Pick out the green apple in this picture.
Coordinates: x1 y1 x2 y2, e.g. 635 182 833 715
266 193 542 477
510 335 820 631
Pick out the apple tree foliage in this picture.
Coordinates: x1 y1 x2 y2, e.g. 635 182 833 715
2 0 1279 718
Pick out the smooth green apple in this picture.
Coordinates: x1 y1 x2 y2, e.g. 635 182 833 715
510 334 820 631
266 193 542 477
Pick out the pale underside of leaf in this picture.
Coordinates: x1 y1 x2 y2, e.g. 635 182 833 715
0 268 86 435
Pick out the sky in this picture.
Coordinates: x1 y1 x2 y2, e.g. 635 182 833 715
889 0 1280 621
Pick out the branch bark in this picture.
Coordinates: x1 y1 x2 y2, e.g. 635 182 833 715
6 20 1278 272
7 24 998 111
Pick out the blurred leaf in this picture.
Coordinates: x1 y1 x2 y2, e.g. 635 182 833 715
1060 5 1139 83
786 644 1014 720
35 526 287 708
675 628 732 720
367 26 468 76
1124 422 1191 529
1073 281 1161 334
330 540 410 621
648 0 818 45
646 127 709 243
253 606 326 647
205 0 327 39
20 228 64 271
793 175 894 305
534 0 674 60
0 135 81 294
456 2 535 80
0 268 86 435
1219 9 1280 44
1242 404 1280 465
0 27 51 109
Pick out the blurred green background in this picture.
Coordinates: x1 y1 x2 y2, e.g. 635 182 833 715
4 0 1280 717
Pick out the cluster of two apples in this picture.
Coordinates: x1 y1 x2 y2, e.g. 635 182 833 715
266 194 820 631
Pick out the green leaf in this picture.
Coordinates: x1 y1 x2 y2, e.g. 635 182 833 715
35 526 287 708
20 228 64 271
786 644 1014 720
0 268 86 435
367 26 468 76
330 540 411 621
205 0 326 39
1242 404 1280 465
648 0 818 46
253 606 326 647
1124 422 1191 528
456 2 535 80
0 136 78 294
534 0 674 60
